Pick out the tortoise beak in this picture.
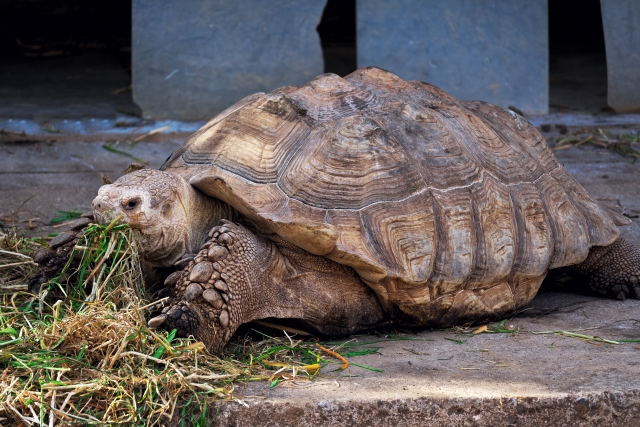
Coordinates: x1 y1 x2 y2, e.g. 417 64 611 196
92 190 124 225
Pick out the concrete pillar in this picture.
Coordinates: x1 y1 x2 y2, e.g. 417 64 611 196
357 0 549 115
600 0 640 113
132 0 326 120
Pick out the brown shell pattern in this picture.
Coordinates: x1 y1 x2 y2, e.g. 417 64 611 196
163 67 629 317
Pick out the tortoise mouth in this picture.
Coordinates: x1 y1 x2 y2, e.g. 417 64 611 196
92 192 128 226
93 210 126 226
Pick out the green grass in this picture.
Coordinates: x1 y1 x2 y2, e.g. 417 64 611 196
102 142 146 163
0 222 247 425
50 209 83 224
0 223 394 426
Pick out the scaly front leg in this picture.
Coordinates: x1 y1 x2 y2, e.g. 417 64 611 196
148 220 385 353
148 220 277 352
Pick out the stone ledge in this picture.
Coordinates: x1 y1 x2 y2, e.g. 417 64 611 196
209 291 640 426
216 391 640 427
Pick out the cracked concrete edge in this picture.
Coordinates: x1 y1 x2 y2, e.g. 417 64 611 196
0 112 637 140
210 390 640 427
0 117 206 139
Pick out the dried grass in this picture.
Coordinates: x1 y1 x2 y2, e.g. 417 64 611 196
0 230 43 294
0 223 358 426
551 128 640 163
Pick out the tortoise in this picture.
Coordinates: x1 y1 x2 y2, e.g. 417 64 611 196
92 67 640 352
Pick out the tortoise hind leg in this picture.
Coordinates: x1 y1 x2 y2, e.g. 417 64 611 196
569 238 640 299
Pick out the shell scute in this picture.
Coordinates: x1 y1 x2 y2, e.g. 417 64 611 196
325 209 387 285
429 188 475 297
359 191 436 284
536 174 590 268
172 92 310 184
551 167 628 244
510 183 553 277
383 102 483 190
278 115 425 209
454 110 545 184
461 100 559 173
287 73 378 121
466 177 516 288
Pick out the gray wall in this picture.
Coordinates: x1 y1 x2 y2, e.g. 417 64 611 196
357 0 549 115
131 0 639 119
601 0 640 113
132 0 326 120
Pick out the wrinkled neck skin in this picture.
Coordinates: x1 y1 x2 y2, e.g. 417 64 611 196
182 186 237 257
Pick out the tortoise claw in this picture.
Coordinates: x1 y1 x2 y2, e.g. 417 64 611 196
148 314 167 327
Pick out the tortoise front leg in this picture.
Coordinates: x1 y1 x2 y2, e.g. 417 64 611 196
148 220 385 353
568 238 640 299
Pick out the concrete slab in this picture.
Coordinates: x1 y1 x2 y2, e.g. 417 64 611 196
0 138 183 233
357 0 549 115
217 293 640 426
132 0 326 120
1 116 639 425
601 0 640 113
0 117 206 139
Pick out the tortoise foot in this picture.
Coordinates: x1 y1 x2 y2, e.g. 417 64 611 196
148 220 251 352
573 238 640 300
28 218 92 294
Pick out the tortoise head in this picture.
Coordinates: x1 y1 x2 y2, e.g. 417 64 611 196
92 168 192 267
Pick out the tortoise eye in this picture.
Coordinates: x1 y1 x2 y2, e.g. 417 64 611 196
124 198 141 210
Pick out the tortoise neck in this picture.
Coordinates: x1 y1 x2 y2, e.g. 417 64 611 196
185 186 237 254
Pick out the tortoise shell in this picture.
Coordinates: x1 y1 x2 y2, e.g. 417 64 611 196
162 67 628 322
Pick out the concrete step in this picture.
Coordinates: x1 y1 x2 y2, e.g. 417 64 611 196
219 293 640 426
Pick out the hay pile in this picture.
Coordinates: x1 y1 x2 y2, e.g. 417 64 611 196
0 223 356 426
